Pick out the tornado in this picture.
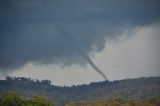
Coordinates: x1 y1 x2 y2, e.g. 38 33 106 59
81 54 108 80
55 25 107 81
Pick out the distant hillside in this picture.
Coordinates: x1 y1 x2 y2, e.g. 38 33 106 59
0 76 160 106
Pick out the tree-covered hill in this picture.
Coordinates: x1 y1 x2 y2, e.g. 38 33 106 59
0 76 160 106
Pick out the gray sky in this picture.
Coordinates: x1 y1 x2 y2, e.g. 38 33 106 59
0 0 160 86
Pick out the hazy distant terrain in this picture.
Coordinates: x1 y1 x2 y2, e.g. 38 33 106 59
0 76 160 106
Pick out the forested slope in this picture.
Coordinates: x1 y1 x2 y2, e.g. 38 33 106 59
0 76 160 106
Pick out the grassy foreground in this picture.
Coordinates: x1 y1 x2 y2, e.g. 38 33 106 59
0 92 160 106
65 96 160 106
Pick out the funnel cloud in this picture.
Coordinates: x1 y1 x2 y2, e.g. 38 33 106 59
55 25 107 80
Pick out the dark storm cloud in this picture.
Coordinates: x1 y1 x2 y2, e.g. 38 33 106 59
0 0 160 71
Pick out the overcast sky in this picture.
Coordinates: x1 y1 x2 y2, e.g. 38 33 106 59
0 0 160 86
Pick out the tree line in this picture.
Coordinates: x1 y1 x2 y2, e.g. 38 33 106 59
0 92 54 106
